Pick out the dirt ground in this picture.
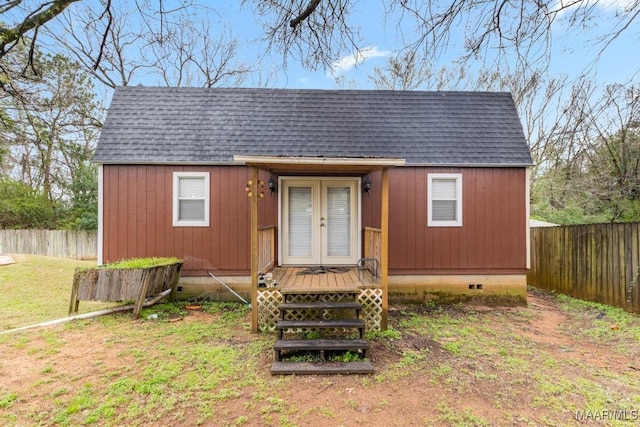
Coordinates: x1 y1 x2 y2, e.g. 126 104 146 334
1 291 639 426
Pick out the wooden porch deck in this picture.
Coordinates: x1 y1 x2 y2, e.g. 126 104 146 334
269 266 378 294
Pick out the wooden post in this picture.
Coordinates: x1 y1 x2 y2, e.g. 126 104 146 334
380 168 390 330
132 270 152 319
69 270 81 315
169 262 183 302
250 167 259 333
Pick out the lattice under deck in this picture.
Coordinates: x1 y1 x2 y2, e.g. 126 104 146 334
257 288 383 332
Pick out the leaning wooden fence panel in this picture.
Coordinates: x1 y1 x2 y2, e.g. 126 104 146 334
70 262 183 318
528 223 640 313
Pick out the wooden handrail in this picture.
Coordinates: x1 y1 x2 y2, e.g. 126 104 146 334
363 228 382 276
258 225 276 273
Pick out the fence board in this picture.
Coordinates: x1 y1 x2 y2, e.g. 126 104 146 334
0 229 97 260
627 227 640 312
528 223 640 313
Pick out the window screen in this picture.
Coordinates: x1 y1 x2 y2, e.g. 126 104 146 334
431 179 457 221
428 174 462 226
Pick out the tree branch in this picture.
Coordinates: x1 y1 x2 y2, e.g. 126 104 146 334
93 0 113 70
290 0 321 28
0 0 80 57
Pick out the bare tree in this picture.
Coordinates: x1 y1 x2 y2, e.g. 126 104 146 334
44 3 151 88
369 52 467 91
144 16 251 87
368 50 578 175
530 82 640 223
248 0 640 75
2 1 639 79
42 2 251 88
579 84 640 220
245 0 359 70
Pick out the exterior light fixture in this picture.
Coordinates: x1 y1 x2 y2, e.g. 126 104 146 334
268 176 276 193
363 176 371 194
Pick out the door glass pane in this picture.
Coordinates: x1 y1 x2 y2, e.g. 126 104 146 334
327 187 350 257
288 187 313 257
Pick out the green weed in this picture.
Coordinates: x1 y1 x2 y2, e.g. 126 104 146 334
101 257 182 269
303 329 321 339
435 402 492 426
365 326 402 340
0 392 17 409
441 340 463 355
53 384 96 425
233 415 249 425
328 350 362 362
395 350 424 368
282 352 318 362
259 397 287 414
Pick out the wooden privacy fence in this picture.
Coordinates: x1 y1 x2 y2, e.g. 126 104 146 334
528 223 640 313
0 229 97 260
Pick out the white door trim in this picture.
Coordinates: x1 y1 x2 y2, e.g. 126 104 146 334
278 176 361 266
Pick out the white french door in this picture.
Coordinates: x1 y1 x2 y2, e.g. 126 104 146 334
281 178 359 265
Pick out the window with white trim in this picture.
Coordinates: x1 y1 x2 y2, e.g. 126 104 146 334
173 172 210 227
428 173 462 227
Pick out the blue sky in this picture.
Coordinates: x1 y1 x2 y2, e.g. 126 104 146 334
208 0 639 90
11 0 635 92
181 1 401 89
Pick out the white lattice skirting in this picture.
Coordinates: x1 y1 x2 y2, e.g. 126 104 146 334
257 288 383 333
256 289 283 332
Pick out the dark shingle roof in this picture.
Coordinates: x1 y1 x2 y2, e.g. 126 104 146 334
93 87 533 166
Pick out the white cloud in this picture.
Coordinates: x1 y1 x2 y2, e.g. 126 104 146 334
329 46 391 76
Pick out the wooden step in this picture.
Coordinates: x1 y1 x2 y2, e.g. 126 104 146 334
276 319 365 330
274 339 369 351
271 361 375 375
281 288 360 295
278 302 362 311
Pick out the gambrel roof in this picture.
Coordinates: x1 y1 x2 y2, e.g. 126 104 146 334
93 87 533 167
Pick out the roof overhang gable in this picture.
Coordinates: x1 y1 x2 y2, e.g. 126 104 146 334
233 155 406 174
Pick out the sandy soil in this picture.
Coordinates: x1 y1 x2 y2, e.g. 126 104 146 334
1 291 639 426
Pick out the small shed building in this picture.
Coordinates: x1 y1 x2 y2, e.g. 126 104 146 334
94 87 533 331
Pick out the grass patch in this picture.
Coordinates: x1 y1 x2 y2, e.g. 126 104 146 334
365 326 402 341
2 257 640 426
101 257 182 269
551 292 640 355
0 392 17 409
435 402 492 426
0 255 121 330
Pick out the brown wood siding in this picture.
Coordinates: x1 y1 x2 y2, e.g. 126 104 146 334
362 167 528 274
102 165 277 275
103 165 525 277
